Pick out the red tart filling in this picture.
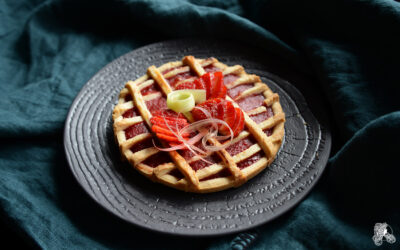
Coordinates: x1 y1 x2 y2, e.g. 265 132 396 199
225 136 258 156
122 61 277 178
227 84 253 99
124 94 132 102
237 151 263 169
223 74 239 86
249 108 273 124
237 94 265 111
142 151 171 168
145 96 168 112
203 64 221 73
190 153 221 171
141 83 159 96
122 107 139 118
129 138 153 154
169 168 184 180
178 141 205 160
125 122 149 140
165 67 197 88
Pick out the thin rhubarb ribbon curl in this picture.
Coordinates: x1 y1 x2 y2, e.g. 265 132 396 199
152 108 235 164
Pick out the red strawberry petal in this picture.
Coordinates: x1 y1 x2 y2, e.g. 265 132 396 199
220 101 236 135
202 73 212 99
195 78 206 89
208 98 222 117
216 99 226 120
230 108 240 133
156 133 184 143
218 80 227 99
210 73 219 99
192 107 208 120
150 116 188 132
232 108 245 136
199 72 226 99
192 98 243 136
152 125 189 137
212 72 223 99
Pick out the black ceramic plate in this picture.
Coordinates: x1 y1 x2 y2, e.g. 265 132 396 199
64 39 331 236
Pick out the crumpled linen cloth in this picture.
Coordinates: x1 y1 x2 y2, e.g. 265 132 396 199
0 0 399 249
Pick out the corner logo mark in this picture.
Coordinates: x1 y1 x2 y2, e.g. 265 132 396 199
372 222 396 246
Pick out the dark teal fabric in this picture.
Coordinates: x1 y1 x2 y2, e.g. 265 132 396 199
1 0 399 249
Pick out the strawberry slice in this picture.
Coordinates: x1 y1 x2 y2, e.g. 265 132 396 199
192 98 222 120
151 116 188 130
202 72 226 99
202 73 212 98
192 98 244 136
216 99 226 120
209 72 226 99
206 98 223 117
196 78 206 89
231 107 245 136
150 114 189 144
219 101 236 135
175 72 227 99
152 125 189 137
156 133 184 143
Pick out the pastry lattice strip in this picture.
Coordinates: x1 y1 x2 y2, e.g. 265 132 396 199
113 56 285 192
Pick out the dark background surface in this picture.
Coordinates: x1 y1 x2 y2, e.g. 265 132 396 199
1 0 399 249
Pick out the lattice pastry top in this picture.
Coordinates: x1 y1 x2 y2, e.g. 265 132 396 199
112 56 285 193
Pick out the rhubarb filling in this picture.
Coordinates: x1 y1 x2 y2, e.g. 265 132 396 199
227 84 253 99
165 67 197 88
237 151 263 169
169 168 184 180
189 153 221 171
142 151 171 168
145 96 168 112
122 107 139 118
203 65 221 73
125 122 149 140
141 83 159 96
249 108 273 124
178 141 205 160
225 135 257 156
124 94 132 102
223 74 239 86
129 138 153 154
237 94 265 111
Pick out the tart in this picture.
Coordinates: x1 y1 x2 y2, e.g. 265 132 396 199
112 56 285 193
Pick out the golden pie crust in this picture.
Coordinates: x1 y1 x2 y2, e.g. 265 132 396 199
112 56 285 193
